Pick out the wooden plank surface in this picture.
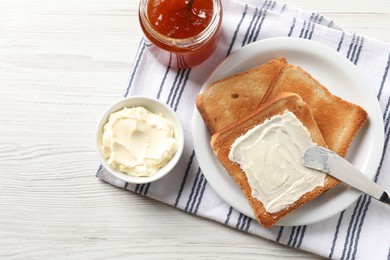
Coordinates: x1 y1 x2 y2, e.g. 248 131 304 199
1 0 389 258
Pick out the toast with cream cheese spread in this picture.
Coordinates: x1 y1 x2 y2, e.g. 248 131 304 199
210 93 339 228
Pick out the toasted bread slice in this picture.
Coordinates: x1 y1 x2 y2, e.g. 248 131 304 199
196 58 288 135
211 93 339 228
262 64 368 157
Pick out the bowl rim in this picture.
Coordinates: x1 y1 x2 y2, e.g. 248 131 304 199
95 95 184 184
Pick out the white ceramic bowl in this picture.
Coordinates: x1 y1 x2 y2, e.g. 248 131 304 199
96 96 184 184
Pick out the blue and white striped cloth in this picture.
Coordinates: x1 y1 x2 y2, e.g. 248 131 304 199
97 0 390 258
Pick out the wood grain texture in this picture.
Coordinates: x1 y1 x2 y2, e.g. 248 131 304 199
1 0 389 258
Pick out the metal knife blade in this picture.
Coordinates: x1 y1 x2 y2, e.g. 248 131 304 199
303 145 390 205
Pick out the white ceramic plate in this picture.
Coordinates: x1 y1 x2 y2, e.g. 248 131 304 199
192 37 384 226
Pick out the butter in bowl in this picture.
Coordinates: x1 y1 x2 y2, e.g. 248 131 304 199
95 96 184 184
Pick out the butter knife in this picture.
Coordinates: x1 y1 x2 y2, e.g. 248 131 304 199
303 145 390 205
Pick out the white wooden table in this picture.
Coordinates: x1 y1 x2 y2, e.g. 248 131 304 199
1 0 389 258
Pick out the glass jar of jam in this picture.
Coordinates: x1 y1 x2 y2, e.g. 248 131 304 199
139 0 223 68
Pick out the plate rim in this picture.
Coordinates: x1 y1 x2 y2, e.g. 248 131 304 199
192 37 385 226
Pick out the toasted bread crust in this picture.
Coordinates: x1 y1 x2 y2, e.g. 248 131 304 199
196 58 288 135
262 64 368 157
211 93 339 228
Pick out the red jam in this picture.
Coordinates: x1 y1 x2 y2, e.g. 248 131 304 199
147 0 214 39
139 0 222 68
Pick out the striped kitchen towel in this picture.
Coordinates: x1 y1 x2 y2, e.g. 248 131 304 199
97 0 390 258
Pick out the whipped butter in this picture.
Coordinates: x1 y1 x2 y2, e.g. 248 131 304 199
101 106 177 177
229 111 325 213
